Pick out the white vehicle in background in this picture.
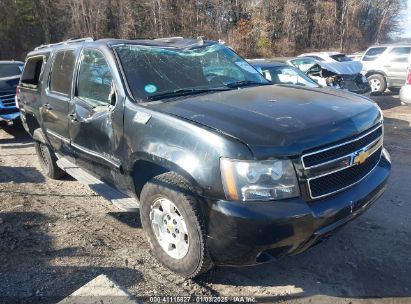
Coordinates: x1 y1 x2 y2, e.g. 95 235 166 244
400 67 411 105
360 44 411 94
298 52 353 62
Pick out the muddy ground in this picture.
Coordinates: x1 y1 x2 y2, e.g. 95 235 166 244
0 94 410 304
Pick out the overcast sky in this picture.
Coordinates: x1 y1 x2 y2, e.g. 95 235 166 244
403 0 411 37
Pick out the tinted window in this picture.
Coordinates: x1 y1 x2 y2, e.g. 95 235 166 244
387 47 411 63
363 47 387 61
77 49 113 106
21 57 45 88
0 63 22 78
50 50 76 95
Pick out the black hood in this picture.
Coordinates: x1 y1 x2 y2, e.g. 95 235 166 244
146 85 382 158
0 76 19 94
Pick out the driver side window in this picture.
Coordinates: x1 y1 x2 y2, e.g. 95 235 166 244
77 49 113 107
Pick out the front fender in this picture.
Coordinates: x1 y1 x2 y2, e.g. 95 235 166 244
123 101 253 199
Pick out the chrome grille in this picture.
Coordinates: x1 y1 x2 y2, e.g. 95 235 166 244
302 124 383 200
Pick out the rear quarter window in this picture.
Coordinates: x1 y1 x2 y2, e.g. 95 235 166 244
363 47 387 61
49 50 76 95
21 56 46 89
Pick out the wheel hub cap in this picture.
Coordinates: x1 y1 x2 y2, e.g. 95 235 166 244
150 198 189 259
369 78 381 92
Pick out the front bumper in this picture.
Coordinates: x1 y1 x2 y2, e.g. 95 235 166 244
206 152 390 266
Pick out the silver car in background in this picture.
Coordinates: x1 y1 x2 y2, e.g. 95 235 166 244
400 67 411 105
361 44 411 94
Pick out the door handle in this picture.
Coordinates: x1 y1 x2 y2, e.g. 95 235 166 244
43 103 52 111
383 65 391 68
68 113 78 122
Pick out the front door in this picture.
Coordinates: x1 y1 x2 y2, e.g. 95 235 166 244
42 48 78 150
68 48 123 183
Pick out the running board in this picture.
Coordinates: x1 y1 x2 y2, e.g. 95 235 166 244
56 157 139 212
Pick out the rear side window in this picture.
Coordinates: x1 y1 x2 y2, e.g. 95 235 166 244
50 50 76 95
0 63 22 78
387 47 411 63
77 49 113 107
21 56 45 88
363 47 387 61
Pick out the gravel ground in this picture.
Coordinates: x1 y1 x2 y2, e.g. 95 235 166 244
0 94 410 304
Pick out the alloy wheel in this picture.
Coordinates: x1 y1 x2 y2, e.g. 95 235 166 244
149 197 189 259
369 78 381 92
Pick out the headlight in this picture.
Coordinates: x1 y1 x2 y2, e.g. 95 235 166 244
220 158 300 201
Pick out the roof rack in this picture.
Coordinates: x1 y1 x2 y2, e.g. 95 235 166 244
34 37 94 50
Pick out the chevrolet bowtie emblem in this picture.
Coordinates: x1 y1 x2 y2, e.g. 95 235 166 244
353 150 370 165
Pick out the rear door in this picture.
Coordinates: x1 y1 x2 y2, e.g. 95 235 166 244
41 48 79 150
361 47 387 72
68 48 124 180
384 47 411 87
19 55 48 124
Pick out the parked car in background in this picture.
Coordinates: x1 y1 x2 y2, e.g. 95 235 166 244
0 60 23 122
348 51 365 61
288 56 371 94
361 44 411 94
298 52 353 62
400 67 411 105
248 60 319 88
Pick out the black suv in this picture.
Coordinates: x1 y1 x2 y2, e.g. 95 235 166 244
18 37 391 278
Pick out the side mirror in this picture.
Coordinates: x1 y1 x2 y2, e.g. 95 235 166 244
108 81 117 107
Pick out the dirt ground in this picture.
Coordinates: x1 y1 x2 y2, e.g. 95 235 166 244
0 94 410 304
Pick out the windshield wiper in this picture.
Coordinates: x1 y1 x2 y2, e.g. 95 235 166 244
147 87 230 101
225 80 271 88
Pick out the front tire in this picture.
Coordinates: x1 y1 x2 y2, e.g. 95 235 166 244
368 74 386 95
34 141 66 179
140 172 213 278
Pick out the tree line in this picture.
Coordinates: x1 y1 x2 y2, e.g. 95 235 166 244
0 0 406 60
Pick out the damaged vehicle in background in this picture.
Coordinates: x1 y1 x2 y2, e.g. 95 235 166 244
288 56 371 95
0 61 24 123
